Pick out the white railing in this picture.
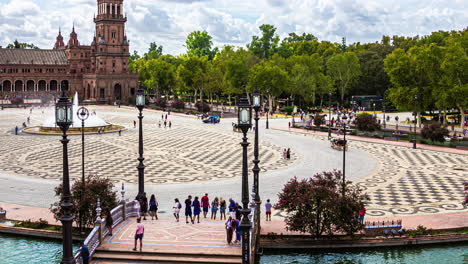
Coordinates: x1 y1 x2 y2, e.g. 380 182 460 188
73 185 137 264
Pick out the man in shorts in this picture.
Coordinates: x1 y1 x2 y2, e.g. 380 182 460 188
265 199 272 221
185 195 194 224
133 218 144 251
201 193 210 218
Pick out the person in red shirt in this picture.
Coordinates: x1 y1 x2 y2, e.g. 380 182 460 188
359 207 366 225
201 193 210 218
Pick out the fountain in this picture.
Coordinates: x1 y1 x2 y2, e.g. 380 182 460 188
23 92 125 135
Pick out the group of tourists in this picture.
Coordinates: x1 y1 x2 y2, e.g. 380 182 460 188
282 148 291 159
182 194 228 224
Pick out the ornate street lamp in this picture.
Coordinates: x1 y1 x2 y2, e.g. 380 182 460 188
413 94 418 149
55 91 74 264
251 89 261 203
136 88 146 198
77 106 89 233
341 115 348 197
237 93 252 264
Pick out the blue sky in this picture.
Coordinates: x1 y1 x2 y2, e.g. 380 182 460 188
0 0 467 55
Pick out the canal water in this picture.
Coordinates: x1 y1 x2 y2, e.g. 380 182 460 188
260 242 468 264
1 233 466 264
0 233 78 264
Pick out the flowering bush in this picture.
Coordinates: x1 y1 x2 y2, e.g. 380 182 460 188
313 114 325 128
154 98 167 108
275 170 367 237
355 113 380 131
421 122 449 142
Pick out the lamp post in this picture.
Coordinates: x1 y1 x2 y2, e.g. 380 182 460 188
328 90 332 138
136 89 146 198
237 93 252 264
251 89 261 203
341 115 348 197
266 89 270 129
413 94 418 149
77 106 89 234
55 91 74 264
383 104 386 129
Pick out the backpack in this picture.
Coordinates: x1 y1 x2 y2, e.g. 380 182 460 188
178 203 182 209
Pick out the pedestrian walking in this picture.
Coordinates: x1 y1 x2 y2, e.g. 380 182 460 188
201 193 210 218
133 218 144 251
140 193 148 220
158 121 161 128
164 120 167 128
133 120 136 128
359 207 366 224
286 148 291 159
234 218 241 243
134 198 141 218
211 197 219 220
161 114 164 120
27 117 30 124
225 216 234 244
185 195 194 224
228 199 236 219
169 121 172 128
265 199 272 221
80 242 90 264
282 149 287 159
192 196 201 223
288 122 291 130
173 198 181 222
118 128 121 136
219 198 226 220
105 210 113 236
149 194 158 220
165 114 168 120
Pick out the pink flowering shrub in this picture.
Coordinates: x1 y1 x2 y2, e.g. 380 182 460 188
275 170 368 237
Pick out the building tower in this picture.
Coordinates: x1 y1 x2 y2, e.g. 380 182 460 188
53 28 65 50
67 25 80 48
93 0 130 74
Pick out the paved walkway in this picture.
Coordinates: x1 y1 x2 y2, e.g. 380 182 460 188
101 216 241 254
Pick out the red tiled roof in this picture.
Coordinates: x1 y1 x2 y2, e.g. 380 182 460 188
0 49 68 65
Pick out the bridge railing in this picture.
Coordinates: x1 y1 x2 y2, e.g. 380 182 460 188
73 185 136 263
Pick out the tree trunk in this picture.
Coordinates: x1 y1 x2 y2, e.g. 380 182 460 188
459 105 465 131
443 109 447 126
193 90 197 105
268 95 273 116
417 112 421 128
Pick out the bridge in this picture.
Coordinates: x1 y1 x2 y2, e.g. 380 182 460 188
73 191 261 264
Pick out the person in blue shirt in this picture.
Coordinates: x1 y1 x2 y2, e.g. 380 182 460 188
80 242 90 264
228 198 237 219
192 196 201 223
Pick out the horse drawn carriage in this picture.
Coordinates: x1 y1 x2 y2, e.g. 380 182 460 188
330 138 348 151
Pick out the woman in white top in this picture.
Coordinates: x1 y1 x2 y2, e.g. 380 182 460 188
134 198 141 218
172 198 181 222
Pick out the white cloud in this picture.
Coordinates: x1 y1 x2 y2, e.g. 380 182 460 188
0 0 466 54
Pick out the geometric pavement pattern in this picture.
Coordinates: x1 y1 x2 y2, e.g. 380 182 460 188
0 108 296 184
295 133 468 217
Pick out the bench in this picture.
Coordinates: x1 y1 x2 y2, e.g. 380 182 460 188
364 220 403 237
384 137 399 141
456 145 468 150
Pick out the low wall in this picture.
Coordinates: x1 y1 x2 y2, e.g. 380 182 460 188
0 224 85 241
260 233 468 250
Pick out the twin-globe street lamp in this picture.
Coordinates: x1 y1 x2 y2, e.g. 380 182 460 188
237 93 252 264
251 89 261 203
55 92 74 264
136 89 146 199
413 94 418 149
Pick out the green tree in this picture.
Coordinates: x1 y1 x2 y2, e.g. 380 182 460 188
247 24 280 59
384 44 444 126
185 31 219 60
6 39 39 49
144 42 163 60
326 52 361 103
248 60 288 114
438 35 468 130
140 58 176 98
128 50 140 73
224 48 259 102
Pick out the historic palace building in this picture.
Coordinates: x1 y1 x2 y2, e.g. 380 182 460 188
0 0 138 103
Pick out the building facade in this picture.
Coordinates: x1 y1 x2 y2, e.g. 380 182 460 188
0 0 138 104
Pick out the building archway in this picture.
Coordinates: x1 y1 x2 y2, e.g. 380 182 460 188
99 88 105 100
87 84 91 99
3 80 12 92
38 80 46 91
26 80 35 91
61 80 69 91
14 80 23 92
114 83 122 101
50 80 58 91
